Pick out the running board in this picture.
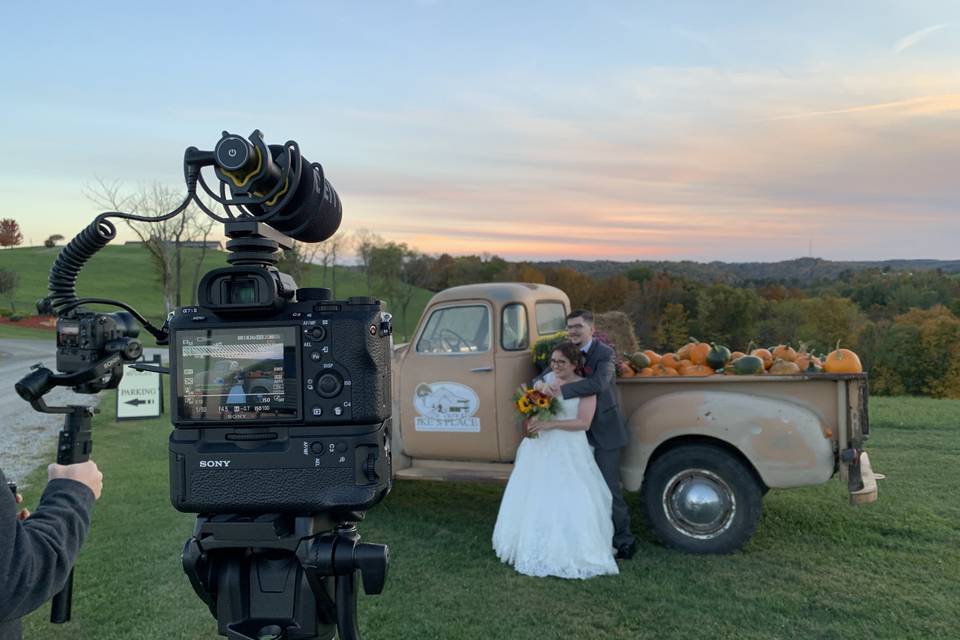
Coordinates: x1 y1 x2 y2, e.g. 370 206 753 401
394 460 513 483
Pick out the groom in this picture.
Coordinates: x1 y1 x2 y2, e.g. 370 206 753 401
548 310 637 559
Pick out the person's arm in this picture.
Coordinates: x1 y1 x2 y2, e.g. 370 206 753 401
559 351 615 400
529 395 597 433
0 467 98 622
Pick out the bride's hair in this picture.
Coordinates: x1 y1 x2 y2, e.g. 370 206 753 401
554 341 584 369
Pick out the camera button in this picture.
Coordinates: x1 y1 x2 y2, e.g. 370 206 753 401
309 326 326 341
310 441 324 454
311 406 323 417
310 351 322 362
336 441 348 453
333 406 343 416
316 372 343 398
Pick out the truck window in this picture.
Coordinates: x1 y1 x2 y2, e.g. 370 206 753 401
535 301 566 335
501 303 529 351
416 305 491 354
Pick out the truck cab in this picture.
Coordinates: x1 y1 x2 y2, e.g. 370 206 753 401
392 283 568 473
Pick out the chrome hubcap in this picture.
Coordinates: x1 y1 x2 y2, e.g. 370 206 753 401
662 469 736 540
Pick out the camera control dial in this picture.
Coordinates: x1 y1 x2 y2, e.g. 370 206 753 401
316 371 343 398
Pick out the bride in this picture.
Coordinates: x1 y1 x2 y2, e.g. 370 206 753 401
492 341 619 579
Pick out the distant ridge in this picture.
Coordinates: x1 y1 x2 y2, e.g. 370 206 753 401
530 257 960 285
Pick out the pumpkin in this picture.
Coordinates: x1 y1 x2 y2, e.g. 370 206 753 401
618 361 637 377
679 364 714 376
643 350 662 366
627 351 651 371
794 353 822 372
706 343 731 370
677 339 697 361
689 342 711 366
638 367 655 377
730 351 745 360
660 353 682 369
771 344 797 362
750 348 774 370
769 359 801 375
653 364 679 377
731 355 765 375
823 344 863 373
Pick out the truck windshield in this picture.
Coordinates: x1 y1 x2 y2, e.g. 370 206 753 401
416 305 491 354
536 301 566 334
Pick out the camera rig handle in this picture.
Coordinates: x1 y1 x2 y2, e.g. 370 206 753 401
15 357 120 624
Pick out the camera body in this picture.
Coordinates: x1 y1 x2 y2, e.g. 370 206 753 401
55 311 143 393
167 269 393 515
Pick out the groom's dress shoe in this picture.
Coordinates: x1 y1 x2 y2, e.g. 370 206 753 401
615 542 637 560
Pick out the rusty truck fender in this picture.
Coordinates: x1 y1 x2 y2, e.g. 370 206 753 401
620 390 834 492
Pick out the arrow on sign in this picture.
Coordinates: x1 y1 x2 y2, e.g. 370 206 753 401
125 398 155 406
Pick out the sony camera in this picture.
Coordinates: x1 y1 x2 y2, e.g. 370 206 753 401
167 285 393 514
25 130 392 637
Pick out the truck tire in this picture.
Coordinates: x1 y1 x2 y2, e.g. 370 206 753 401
641 444 763 554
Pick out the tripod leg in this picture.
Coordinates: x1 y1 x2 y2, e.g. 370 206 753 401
335 570 360 640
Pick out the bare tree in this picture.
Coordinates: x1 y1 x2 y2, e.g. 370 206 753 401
188 206 219 305
86 178 220 313
318 232 350 297
0 269 18 314
352 229 383 294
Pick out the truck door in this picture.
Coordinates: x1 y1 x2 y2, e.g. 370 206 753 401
398 301 500 461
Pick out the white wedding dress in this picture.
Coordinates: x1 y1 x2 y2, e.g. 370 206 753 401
492 373 619 579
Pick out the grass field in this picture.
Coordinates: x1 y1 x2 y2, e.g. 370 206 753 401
13 394 959 639
0 245 434 341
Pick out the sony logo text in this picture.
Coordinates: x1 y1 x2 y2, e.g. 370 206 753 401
199 460 232 468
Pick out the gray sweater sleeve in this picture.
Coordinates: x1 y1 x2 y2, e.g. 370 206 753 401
0 470 95 623
560 352 615 399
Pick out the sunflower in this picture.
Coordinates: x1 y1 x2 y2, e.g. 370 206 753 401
517 396 532 413
535 395 550 409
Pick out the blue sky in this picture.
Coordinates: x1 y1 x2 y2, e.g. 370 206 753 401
2 1 959 261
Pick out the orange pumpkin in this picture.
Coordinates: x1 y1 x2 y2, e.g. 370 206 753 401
730 351 745 360
677 340 697 361
679 364 714 376
660 353 682 369
638 367 655 377
771 344 797 362
643 350 662 366
689 342 711 366
794 353 822 371
617 361 636 377
750 348 774 370
653 364 679 377
823 346 862 373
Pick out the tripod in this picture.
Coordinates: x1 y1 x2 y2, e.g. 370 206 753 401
182 514 388 640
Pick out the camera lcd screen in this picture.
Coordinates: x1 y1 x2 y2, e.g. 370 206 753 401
176 327 299 423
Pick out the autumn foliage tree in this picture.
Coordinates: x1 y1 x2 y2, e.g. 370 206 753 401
0 219 23 249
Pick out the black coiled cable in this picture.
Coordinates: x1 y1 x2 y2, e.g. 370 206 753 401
40 217 117 316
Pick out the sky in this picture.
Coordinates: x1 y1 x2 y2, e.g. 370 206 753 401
1 1 959 263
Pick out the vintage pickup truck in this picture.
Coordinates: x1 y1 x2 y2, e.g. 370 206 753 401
390 282 879 554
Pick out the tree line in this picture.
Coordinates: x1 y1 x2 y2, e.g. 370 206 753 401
353 244 960 399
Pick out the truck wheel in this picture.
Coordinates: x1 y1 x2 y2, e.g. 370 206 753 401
641 444 763 554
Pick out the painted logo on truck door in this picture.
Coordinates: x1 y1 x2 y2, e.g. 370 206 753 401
413 382 481 432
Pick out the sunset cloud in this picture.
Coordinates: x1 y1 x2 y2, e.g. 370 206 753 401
893 24 951 54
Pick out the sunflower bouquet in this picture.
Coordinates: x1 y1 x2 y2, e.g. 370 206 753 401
512 381 560 438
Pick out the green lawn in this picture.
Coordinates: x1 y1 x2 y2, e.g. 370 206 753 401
13 394 958 639
0 245 433 341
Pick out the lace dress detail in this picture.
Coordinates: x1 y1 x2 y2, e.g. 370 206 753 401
492 373 618 579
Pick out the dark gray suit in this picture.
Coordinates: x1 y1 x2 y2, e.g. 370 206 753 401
559 340 635 549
